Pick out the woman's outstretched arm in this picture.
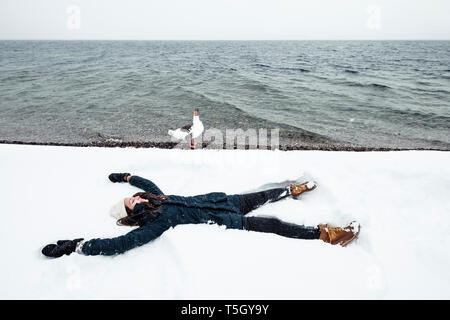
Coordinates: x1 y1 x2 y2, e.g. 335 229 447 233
128 175 165 195
108 172 165 195
78 218 171 256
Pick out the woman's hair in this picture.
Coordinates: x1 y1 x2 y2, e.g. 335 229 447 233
117 192 168 227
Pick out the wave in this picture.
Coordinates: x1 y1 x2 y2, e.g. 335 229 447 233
369 106 450 130
0 74 39 82
45 52 106 70
408 137 450 150
240 82 285 94
330 63 360 74
232 73 291 97
80 51 107 64
254 63 271 68
278 67 311 73
400 85 450 96
370 83 392 90
340 81 392 90
176 87 341 146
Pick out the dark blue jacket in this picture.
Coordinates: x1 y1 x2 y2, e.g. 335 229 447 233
81 176 244 256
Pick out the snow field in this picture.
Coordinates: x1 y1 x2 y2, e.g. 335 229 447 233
0 144 449 299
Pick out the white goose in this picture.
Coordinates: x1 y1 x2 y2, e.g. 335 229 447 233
168 108 204 148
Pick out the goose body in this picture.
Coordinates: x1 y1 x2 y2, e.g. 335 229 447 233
168 108 204 141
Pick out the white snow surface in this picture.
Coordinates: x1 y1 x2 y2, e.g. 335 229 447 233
1 144 449 299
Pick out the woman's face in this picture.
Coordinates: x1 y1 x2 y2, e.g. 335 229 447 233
124 196 149 211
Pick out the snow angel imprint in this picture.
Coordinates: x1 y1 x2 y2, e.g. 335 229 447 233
42 173 360 258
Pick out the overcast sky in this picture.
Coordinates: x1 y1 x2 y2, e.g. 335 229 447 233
1 0 449 40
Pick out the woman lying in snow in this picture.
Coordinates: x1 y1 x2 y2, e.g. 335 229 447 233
42 174 360 258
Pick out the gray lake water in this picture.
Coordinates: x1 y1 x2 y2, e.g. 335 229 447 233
0 40 449 149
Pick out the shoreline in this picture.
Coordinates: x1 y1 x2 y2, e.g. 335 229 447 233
1 139 447 152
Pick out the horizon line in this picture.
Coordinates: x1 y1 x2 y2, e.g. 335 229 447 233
1 38 449 41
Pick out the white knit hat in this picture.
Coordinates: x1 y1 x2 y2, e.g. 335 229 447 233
109 199 128 220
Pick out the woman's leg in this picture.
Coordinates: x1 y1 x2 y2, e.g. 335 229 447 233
242 216 321 240
237 182 317 215
243 216 360 246
238 188 290 215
